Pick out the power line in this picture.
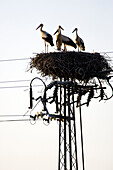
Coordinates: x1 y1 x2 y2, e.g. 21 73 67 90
0 79 44 89
0 77 47 90
0 85 43 89
0 114 33 123
0 58 30 62
0 114 39 123
0 119 31 123
0 51 112 63
0 85 29 89
0 79 31 84
0 79 47 84
0 114 30 117
100 51 113 54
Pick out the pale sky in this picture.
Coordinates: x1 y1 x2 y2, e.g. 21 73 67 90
0 0 113 170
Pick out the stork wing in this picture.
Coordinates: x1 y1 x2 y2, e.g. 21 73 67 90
41 30 54 46
41 30 49 39
61 34 77 48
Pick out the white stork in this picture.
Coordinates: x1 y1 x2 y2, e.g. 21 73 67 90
54 25 77 51
72 28 85 51
53 25 64 51
36 24 54 53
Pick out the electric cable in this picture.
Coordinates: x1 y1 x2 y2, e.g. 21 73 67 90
0 80 31 84
0 79 47 90
100 51 113 54
0 114 35 123
0 51 112 63
0 85 31 89
0 114 30 117
0 79 44 89
0 85 43 89
0 58 30 62
0 119 31 123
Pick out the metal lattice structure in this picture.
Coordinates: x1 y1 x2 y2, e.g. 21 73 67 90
57 82 78 170
29 51 113 170
29 78 109 170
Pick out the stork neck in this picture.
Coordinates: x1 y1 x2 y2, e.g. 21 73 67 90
58 28 61 34
40 26 43 32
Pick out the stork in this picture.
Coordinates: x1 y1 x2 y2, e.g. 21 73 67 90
72 28 85 52
36 24 54 53
53 25 64 51
54 25 77 51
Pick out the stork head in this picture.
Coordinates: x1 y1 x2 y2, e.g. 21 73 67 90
36 23 43 30
54 25 64 35
58 25 64 30
72 28 78 33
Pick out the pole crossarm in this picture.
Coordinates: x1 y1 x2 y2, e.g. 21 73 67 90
30 113 74 122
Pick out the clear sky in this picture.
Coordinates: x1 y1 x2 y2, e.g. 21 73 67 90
0 0 113 170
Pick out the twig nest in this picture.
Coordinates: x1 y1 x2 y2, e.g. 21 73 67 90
30 51 112 81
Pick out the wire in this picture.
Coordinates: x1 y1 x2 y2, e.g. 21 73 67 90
100 51 113 54
0 51 112 63
0 86 27 89
0 58 30 62
0 79 31 84
0 119 31 123
0 86 29 89
0 114 33 123
0 79 31 89
0 114 39 123
0 79 45 89
0 79 47 84
0 84 44 89
0 85 38 89
0 114 30 117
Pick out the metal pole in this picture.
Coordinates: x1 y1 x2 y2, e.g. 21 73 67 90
64 82 67 170
72 85 78 170
79 100 85 170
58 81 62 170
68 84 72 170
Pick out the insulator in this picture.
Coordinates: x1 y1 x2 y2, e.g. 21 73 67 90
50 117 52 121
37 112 40 118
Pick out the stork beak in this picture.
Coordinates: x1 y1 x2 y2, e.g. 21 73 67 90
36 25 41 30
72 29 75 33
72 28 77 33
53 29 58 35
60 26 64 31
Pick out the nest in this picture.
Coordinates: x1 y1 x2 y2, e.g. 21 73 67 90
30 51 112 81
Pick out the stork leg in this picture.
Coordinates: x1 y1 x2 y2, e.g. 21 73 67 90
47 44 48 53
64 44 67 52
45 41 46 53
78 47 79 52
